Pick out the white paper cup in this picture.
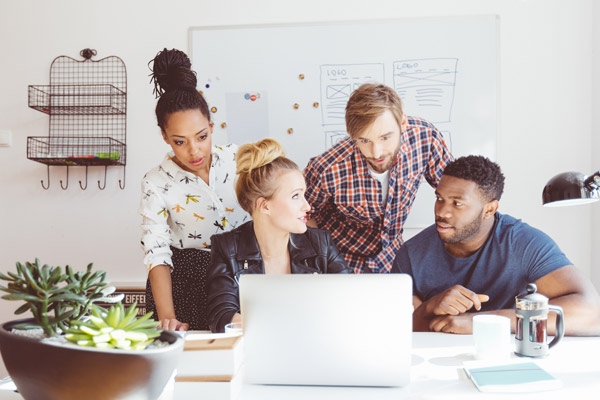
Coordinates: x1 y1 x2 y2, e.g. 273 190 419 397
224 322 243 335
473 315 512 360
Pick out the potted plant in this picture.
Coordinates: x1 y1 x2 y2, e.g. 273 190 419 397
0 259 183 400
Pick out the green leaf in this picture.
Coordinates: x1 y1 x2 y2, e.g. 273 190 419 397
122 312 158 330
14 303 31 315
92 333 111 344
49 293 87 302
51 309 76 324
39 265 50 288
7 271 22 281
101 285 116 295
65 333 91 342
90 304 107 318
97 293 124 304
2 293 43 302
132 339 154 350
66 265 76 282
48 267 64 285
21 264 44 294
13 322 43 331
88 315 108 329
117 302 140 329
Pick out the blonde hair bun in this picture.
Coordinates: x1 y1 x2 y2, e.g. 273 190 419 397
234 138 299 214
236 138 285 175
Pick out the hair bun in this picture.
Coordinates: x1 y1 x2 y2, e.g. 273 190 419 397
149 48 197 97
236 139 285 175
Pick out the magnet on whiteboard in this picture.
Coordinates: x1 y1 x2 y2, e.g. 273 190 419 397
293 103 300 110
211 107 218 113
250 95 257 101
221 122 227 129
256 93 261 99
205 84 210 88
298 74 305 80
313 102 319 108
287 128 294 134
200 90 204 96
244 93 251 100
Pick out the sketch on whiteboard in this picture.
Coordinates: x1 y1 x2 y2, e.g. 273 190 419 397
191 16 497 228
393 58 458 123
320 63 384 126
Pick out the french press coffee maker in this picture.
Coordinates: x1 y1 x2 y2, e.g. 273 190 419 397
515 283 564 357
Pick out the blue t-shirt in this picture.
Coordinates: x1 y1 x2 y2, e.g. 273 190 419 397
391 213 571 311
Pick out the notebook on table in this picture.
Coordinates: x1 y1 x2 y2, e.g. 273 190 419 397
239 273 413 387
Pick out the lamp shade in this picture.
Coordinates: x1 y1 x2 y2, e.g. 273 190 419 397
542 172 600 207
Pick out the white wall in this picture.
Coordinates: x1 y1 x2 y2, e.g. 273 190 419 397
592 0 600 289
0 0 596 373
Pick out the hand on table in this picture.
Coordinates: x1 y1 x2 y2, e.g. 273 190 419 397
424 285 489 316
158 318 189 331
429 314 474 334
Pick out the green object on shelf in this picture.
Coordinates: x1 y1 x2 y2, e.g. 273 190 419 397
95 152 120 160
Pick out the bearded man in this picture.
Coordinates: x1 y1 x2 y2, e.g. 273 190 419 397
392 155 600 336
304 83 453 273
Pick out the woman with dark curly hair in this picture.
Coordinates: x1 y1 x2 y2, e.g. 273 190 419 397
139 48 248 331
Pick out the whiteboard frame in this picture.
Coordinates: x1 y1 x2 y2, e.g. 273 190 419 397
188 16 500 229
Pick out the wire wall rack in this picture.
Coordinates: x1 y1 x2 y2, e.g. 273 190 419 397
27 48 127 190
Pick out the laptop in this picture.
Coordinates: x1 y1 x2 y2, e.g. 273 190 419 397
239 274 413 387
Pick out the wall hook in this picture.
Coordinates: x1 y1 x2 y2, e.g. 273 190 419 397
119 166 126 190
41 165 50 190
60 166 69 190
79 165 88 190
98 165 107 190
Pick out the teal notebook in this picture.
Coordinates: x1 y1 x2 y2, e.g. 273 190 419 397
463 360 562 393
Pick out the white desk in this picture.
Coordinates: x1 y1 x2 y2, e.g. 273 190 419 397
239 333 600 399
1 333 598 399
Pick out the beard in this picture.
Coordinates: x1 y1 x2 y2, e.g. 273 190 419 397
366 145 401 173
437 209 485 244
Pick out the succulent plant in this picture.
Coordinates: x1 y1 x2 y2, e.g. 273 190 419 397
65 303 160 350
0 258 123 337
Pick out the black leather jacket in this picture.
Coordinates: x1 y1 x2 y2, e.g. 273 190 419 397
207 221 351 332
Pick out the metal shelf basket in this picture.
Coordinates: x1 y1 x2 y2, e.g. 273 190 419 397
27 49 127 190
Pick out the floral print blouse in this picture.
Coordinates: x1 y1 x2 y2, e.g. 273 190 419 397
139 144 249 273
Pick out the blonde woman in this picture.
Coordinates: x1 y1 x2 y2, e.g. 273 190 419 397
207 139 350 333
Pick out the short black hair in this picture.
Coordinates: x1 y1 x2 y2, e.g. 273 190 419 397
148 48 210 131
443 155 505 202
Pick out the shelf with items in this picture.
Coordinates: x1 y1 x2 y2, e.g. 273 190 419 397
27 136 126 166
28 84 126 115
26 48 127 190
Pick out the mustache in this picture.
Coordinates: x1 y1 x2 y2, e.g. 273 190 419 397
367 155 390 161
435 217 450 224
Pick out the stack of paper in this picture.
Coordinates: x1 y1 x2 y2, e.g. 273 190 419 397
463 359 562 393
175 333 244 400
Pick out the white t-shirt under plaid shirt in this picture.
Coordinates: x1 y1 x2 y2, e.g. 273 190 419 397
139 144 249 273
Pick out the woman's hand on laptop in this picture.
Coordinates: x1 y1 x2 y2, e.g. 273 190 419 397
158 318 189 331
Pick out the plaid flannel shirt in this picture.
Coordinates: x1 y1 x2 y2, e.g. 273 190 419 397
304 116 453 273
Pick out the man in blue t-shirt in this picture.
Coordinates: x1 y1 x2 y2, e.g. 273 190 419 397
392 155 600 335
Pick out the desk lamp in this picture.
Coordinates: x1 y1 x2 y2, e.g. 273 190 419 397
542 170 600 207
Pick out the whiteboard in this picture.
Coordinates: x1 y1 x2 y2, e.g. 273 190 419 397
190 16 498 228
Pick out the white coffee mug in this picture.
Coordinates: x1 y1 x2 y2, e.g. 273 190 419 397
472 315 512 360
